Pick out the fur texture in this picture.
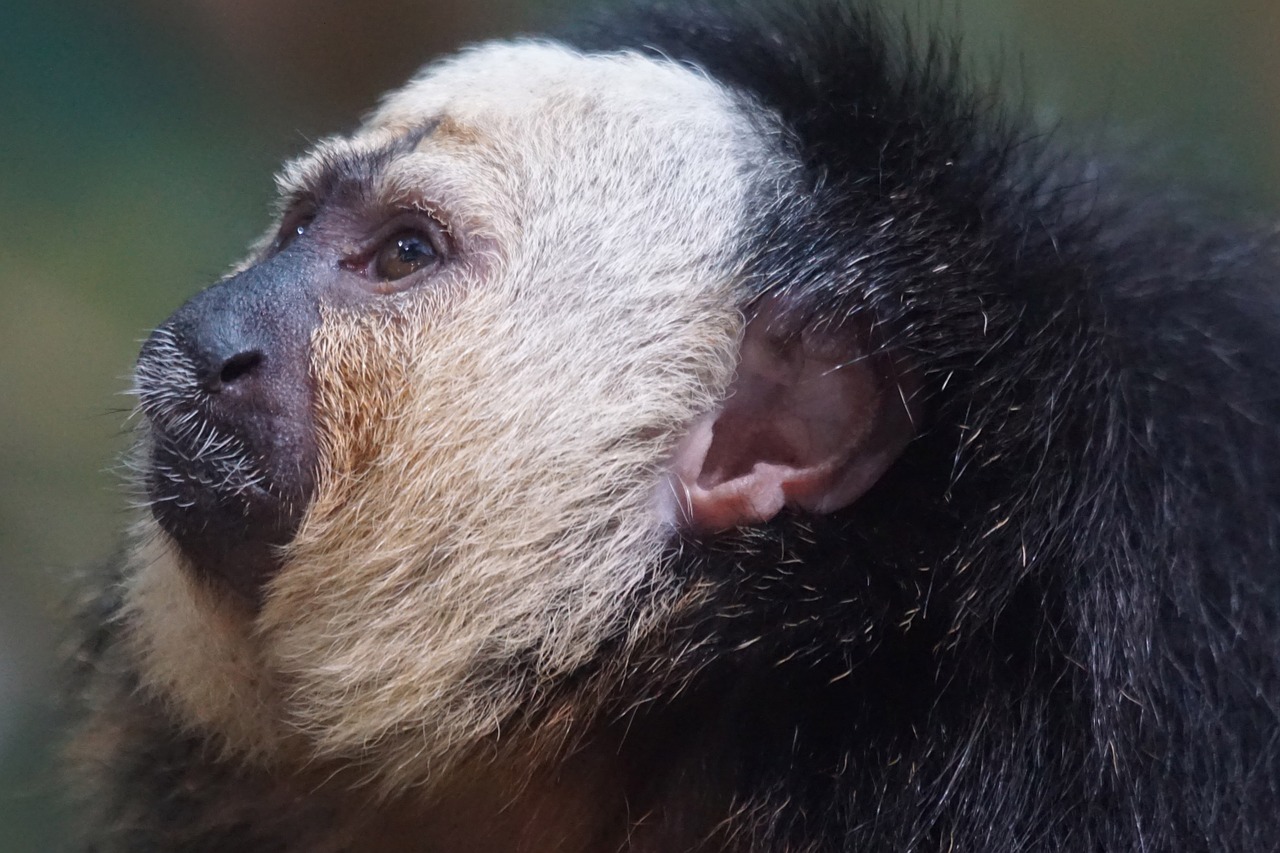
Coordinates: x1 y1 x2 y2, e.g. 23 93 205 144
71 3 1280 851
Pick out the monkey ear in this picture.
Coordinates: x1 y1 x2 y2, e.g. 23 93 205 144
669 302 916 533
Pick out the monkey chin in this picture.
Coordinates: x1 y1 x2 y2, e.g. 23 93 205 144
144 436 305 604
138 389 316 605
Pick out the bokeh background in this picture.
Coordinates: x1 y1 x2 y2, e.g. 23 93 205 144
2 1 1277 849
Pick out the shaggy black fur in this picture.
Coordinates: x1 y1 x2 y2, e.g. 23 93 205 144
568 2 1280 850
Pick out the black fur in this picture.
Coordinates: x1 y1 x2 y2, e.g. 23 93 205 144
567 2 1280 850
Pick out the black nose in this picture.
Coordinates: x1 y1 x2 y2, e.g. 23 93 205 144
162 278 279 409
142 256 323 464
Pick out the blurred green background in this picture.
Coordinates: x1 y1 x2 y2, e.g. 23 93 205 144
2 1 1277 849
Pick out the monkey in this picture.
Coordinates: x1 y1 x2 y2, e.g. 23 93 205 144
67 1 1280 850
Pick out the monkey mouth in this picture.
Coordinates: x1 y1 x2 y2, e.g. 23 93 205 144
141 403 311 604
136 366 317 605
145 417 281 524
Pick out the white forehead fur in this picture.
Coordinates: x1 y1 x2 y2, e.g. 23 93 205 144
375 40 741 136
125 41 790 787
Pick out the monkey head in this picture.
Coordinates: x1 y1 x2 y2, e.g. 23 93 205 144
127 42 916 789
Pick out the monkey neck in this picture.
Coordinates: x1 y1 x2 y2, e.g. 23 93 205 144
307 688 747 853
345 753 627 853
324 633 950 852
328 706 735 853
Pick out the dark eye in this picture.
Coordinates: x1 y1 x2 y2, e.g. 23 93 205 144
374 230 439 281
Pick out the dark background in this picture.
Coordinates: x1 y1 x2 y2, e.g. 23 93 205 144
2 1 1277 849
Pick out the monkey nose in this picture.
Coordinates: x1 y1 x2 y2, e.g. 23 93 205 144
178 322 285 422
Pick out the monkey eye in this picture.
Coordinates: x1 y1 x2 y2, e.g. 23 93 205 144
374 229 439 281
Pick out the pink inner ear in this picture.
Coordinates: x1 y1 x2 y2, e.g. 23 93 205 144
668 305 916 533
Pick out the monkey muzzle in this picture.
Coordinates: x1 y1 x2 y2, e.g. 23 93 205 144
135 251 324 603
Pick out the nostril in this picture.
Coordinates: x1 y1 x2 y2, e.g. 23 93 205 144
212 350 265 391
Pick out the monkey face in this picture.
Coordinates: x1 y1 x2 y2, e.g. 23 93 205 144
127 43 912 787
